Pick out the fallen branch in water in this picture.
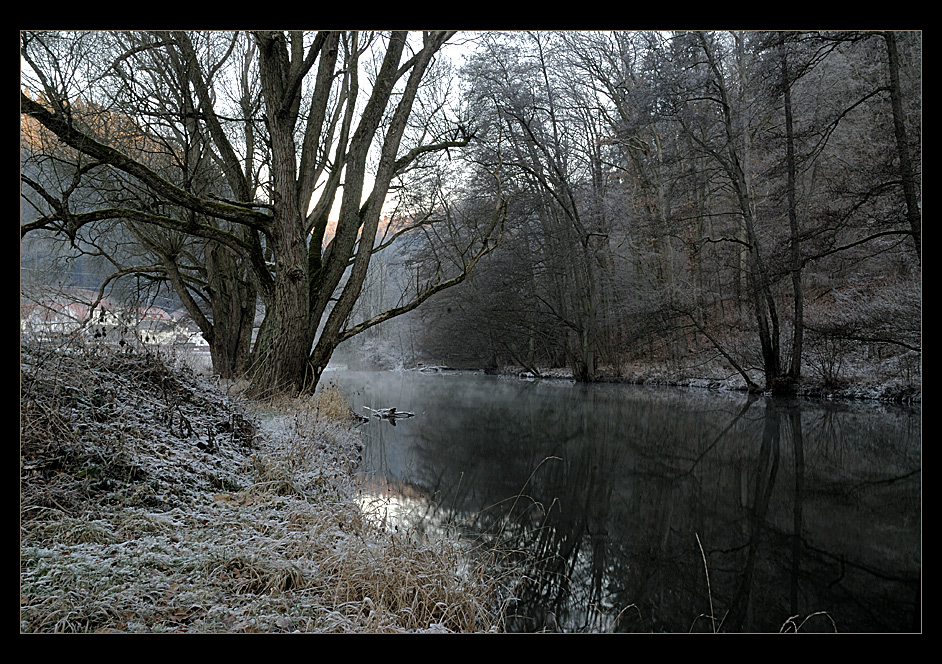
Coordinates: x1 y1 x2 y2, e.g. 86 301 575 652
363 406 415 425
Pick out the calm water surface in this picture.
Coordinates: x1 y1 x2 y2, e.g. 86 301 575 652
324 369 921 633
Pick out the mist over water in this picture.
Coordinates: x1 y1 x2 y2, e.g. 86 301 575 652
326 369 921 633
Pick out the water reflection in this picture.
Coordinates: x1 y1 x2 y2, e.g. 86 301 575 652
325 370 921 633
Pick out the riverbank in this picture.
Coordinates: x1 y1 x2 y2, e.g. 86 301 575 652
483 357 921 405
20 342 505 633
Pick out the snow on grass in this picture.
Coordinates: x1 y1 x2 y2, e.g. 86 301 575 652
20 340 504 633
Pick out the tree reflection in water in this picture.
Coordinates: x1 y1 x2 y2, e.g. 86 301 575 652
329 370 921 633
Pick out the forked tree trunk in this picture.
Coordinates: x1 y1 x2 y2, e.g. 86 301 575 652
246 32 317 396
246 208 312 395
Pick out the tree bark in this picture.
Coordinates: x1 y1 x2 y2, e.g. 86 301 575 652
248 31 315 395
883 31 921 263
782 33 805 385
205 239 256 378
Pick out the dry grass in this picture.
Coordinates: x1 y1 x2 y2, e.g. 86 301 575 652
312 381 360 422
20 339 505 633
264 381 360 424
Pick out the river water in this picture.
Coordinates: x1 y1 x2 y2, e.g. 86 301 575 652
323 368 921 633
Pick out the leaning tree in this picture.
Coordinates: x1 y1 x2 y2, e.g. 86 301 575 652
21 30 503 395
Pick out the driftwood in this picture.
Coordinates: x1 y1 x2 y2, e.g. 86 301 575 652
362 406 415 426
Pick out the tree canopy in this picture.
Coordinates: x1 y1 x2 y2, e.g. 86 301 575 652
21 30 920 395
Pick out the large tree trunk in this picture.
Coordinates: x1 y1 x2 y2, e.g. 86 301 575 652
248 32 314 396
206 241 256 379
245 199 312 395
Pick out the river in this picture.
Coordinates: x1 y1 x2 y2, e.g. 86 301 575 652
323 368 921 633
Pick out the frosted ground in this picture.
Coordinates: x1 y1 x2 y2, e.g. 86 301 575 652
19 342 505 633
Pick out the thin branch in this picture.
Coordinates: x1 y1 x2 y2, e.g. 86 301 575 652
21 93 271 228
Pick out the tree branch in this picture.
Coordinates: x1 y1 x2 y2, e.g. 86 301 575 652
21 92 271 228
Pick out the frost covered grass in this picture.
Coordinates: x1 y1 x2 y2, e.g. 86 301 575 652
20 339 505 633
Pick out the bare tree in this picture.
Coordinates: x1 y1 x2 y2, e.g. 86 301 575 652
21 30 501 394
456 31 625 381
